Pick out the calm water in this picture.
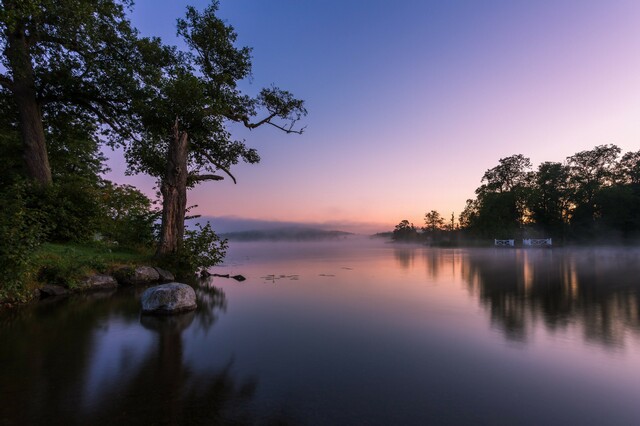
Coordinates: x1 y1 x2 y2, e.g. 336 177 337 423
2 240 640 425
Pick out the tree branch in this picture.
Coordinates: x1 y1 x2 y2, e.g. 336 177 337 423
188 173 224 185
266 120 306 135
201 151 237 184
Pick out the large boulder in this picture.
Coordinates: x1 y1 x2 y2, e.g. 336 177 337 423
141 283 197 315
79 274 118 291
114 266 160 286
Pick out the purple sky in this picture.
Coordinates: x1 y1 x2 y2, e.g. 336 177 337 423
104 0 640 233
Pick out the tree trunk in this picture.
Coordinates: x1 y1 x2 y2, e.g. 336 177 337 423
6 25 52 185
156 120 189 256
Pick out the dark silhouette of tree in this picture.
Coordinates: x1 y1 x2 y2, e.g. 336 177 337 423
461 154 533 238
566 144 621 232
455 145 640 242
125 2 306 257
423 210 445 232
528 162 570 239
393 219 419 241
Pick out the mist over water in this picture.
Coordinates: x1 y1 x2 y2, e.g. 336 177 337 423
2 240 640 425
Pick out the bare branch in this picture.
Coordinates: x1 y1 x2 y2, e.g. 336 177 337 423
201 151 237 184
266 120 306 135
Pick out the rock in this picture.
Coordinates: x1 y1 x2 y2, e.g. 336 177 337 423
79 274 118 291
40 285 70 298
114 266 160 286
232 275 246 282
153 267 175 283
141 283 197 315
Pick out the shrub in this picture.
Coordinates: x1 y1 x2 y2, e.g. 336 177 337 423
160 223 227 277
0 182 45 301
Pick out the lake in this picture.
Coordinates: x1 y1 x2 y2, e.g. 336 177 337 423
2 239 640 425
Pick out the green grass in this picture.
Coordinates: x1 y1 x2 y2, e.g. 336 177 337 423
33 243 155 289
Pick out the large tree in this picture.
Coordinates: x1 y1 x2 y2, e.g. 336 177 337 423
566 144 621 227
528 161 570 237
0 0 142 185
126 2 306 257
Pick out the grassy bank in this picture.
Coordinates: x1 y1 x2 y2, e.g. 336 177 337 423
1 242 155 306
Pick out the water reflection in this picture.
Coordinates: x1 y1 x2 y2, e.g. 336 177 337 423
0 283 268 425
459 249 640 347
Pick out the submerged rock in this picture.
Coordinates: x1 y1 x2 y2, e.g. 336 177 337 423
114 266 160 286
141 283 197 315
39 285 70 298
79 274 118 291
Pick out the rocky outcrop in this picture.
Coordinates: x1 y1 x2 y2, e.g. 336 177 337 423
79 274 118 291
153 267 175 283
141 283 197 315
114 266 161 286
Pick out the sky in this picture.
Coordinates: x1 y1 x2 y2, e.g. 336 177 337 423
104 0 640 233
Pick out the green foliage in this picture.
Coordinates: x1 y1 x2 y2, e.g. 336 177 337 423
26 179 103 243
32 243 152 289
0 182 45 301
125 0 306 186
97 182 158 247
160 223 228 276
0 0 143 146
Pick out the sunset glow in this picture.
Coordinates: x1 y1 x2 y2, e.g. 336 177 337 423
104 0 640 232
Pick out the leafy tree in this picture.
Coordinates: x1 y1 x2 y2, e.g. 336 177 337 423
479 154 532 193
97 182 158 247
459 199 479 230
393 219 418 241
566 144 621 229
619 150 640 185
125 2 306 257
528 162 570 238
423 210 445 232
0 0 142 185
467 154 532 237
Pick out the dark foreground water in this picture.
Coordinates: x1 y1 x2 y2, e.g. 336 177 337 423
2 240 640 425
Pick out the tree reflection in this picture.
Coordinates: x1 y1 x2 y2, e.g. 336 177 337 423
393 247 415 269
461 249 640 347
0 282 295 425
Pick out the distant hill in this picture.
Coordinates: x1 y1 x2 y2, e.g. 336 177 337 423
221 227 354 241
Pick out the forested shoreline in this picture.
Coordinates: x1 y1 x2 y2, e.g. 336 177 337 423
393 144 640 245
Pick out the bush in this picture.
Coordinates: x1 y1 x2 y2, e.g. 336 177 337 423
27 179 103 243
160 223 227 277
97 182 158 248
0 182 45 301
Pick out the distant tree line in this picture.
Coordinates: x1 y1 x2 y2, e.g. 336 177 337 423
393 144 640 244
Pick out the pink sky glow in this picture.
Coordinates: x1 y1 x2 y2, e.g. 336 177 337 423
104 0 640 233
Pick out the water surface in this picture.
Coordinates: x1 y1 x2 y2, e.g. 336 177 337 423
2 240 640 425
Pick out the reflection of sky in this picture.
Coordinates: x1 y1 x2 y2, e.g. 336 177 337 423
183 242 640 424
81 317 154 411
99 0 640 233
